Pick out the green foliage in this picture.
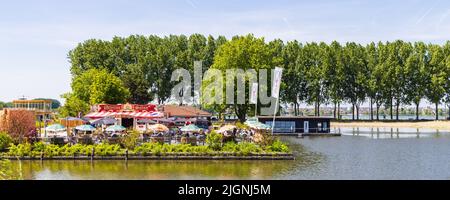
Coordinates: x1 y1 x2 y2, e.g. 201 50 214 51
222 142 263 155
94 143 122 156
209 34 276 121
133 143 213 154
8 143 32 157
67 34 450 120
5 140 289 158
60 69 130 117
58 93 90 117
265 140 290 153
120 130 140 150
205 131 223 151
7 143 122 157
0 132 13 151
73 68 130 105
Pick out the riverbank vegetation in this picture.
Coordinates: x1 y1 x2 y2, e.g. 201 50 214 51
1 131 290 158
2 141 289 158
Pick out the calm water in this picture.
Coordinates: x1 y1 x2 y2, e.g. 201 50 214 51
11 128 450 180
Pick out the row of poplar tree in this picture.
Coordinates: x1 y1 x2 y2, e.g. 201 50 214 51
66 34 450 121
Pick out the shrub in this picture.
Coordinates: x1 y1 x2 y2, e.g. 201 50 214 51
134 143 158 154
32 142 46 152
222 142 238 152
44 144 61 157
254 131 275 147
206 131 222 151
266 139 290 153
120 130 140 149
222 142 263 155
94 143 121 156
238 142 263 155
8 143 32 157
0 132 13 151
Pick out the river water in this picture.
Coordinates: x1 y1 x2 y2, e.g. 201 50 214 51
11 128 450 180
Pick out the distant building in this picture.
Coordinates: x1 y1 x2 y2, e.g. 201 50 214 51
162 105 212 120
84 103 211 129
257 116 332 135
12 99 53 121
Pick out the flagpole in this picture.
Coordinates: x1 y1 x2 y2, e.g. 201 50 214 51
271 97 279 135
255 101 258 117
270 67 283 136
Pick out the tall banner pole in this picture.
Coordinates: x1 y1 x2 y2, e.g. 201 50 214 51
271 67 283 135
250 83 258 117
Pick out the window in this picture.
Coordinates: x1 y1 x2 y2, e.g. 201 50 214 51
323 122 328 131
265 121 296 133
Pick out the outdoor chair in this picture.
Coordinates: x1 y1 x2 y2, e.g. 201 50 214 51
188 137 197 146
108 137 121 144
78 136 93 145
50 137 65 145
163 136 172 144
151 136 164 144
196 135 206 145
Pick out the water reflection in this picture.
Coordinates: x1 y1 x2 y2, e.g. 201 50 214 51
10 130 450 180
12 140 322 180
334 127 450 139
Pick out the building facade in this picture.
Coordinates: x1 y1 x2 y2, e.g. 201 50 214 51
257 116 332 134
13 99 53 121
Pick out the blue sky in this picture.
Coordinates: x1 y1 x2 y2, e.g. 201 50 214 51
0 0 449 104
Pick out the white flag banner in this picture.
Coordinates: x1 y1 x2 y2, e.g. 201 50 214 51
250 83 258 104
271 67 283 98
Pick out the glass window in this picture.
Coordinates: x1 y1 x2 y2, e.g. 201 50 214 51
265 121 296 133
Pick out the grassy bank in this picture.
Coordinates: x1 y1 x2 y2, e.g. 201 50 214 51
331 120 450 131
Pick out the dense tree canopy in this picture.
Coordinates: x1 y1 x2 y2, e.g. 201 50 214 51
60 69 130 117
66 34 450 120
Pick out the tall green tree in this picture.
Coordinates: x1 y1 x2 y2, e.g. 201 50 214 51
324 41 345 119
366 42 379 120
343 42 368 120
281 40 306 116
300 42 326 116
426 44 447 120
210 34 275 122
404 42 428 120
68 68 130 104
443 41 450 119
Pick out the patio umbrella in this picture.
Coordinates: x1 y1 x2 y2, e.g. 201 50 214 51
62 116 88 122
156 118 174 123
217 125 237 133
180 124 202 132
246 121 271 130
148 124 169 132
106 125 126 132
174 118 186 125
91 117 117 126
45 124 66 132
75 124 96 132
